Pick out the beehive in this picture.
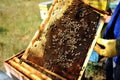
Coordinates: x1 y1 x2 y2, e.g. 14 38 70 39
39 1 53 19
4 0 108 80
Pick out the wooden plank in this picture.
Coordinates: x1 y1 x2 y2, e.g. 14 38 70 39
4 62 30 80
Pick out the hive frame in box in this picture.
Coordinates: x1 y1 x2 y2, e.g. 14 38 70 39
4 0 109 80
4 51 30 80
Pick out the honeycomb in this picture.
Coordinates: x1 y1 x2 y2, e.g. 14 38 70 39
28 0 100 79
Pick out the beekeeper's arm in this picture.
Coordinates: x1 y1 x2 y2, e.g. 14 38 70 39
94 38 120 57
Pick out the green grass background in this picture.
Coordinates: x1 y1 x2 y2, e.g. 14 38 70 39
0 0 49 71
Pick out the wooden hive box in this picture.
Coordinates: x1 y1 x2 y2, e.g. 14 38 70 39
39 1 53 19
4 0 109 80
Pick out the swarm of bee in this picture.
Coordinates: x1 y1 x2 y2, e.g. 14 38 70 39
26 0 100 79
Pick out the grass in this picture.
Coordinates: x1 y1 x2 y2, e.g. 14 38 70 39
0 0 49 71
85 62 106 80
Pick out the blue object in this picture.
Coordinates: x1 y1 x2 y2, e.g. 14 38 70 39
103 2 120 65
89 50 99 63
0 70 12 80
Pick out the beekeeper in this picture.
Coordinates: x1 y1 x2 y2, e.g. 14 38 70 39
94 2 120 80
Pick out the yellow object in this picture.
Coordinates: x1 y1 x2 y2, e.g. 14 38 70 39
88 0 109 11
88 0 109 16
94 38 117 57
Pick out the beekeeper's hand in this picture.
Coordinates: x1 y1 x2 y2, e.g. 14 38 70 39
94 38 117 57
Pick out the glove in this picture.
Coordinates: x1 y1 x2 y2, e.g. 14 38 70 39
94 38 117 57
